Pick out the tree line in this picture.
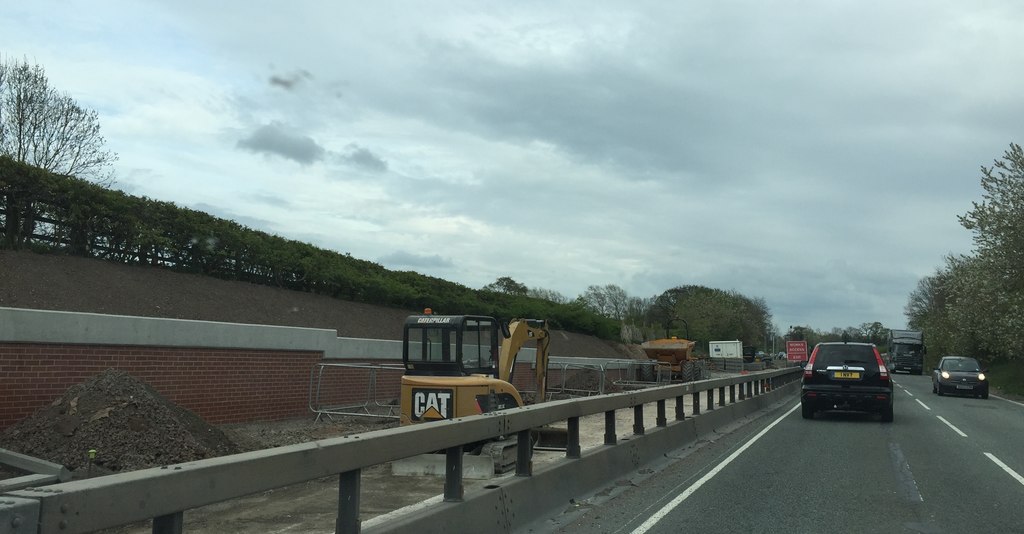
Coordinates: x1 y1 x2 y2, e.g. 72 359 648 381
905 143 1024 365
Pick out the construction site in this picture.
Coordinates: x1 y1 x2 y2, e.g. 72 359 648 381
0 250 789 533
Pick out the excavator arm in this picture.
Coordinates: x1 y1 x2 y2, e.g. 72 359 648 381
497 319 551 403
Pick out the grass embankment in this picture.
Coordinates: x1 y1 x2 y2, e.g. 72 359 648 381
988 359 1024 398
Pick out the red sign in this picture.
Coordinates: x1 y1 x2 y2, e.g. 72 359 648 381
786 341 808 362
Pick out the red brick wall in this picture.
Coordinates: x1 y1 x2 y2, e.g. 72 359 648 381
0 343 333 429
0 343 603 430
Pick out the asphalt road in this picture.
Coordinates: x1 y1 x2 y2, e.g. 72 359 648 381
549 373 1024 534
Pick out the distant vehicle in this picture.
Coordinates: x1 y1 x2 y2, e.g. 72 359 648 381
889 329 926 375
801 341 893 422
932 356 989 399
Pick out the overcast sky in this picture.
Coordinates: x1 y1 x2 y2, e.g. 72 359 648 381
4 1 1021 334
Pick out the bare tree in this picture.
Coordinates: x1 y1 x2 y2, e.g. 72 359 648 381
0 57 117 185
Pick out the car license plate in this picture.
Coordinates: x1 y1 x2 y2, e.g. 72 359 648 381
956 385 973 390
833 371 860 379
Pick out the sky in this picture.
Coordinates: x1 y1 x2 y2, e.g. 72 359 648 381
3 1 1021 334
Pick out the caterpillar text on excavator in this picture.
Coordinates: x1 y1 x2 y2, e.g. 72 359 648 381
396 309 555 475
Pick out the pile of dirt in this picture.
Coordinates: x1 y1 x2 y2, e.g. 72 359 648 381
0 369 238 476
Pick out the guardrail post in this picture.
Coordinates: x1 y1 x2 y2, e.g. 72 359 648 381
336 469 361 534
675 395 686 420
567 417 581 459
706 389 714 411
718 386 726 407
729 384 736 403
633 404 645 435
656 400 667 427
444 446 464 502
517 429 533 476
605 410 617 445
692 391 700 415
739 381 746 400
152 512 183 534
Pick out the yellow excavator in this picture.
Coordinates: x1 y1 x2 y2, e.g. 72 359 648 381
397 310 552 474
399 311 550 424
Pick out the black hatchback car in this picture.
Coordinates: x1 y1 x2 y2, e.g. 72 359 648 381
801 342 893 422
932 356 989 398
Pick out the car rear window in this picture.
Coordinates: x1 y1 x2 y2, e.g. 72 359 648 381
815 345 875 367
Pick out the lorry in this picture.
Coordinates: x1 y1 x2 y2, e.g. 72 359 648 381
888 329 926 375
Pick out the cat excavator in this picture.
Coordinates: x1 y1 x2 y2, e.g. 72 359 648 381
397 310 553 473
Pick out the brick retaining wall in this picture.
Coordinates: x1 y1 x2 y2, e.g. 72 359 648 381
0 343 324 429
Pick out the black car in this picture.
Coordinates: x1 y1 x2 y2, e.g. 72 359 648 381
801 342 893 422
932 356 989 398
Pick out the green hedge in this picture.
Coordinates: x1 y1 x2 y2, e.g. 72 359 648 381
0 157 617 338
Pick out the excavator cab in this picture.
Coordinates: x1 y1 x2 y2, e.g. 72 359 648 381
402 314 501 377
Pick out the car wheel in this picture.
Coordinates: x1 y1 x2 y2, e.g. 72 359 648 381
982 390 989 399
881 405 894 423
932 382 937 394
801 402 814 420
937 386 944 396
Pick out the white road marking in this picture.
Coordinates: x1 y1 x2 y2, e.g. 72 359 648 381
936 416 967 437
916 399 931 411
629 403 801 534
984 453 1024 487
904 389 915 398
992 394 1024 408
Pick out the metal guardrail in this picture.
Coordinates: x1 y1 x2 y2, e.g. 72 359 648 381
0 449 71 493
0 367 801 534
308 362 405 420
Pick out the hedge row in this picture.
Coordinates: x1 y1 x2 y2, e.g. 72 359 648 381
0 157 618 338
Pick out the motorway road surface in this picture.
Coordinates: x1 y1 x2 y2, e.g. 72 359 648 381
544 374 1024 534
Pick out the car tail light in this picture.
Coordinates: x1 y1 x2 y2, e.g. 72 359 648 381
873 347 889 382
803 346 819 380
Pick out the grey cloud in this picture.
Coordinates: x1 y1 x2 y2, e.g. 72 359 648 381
237 122 325 165
379 251 454 269
269 69 312 90
339 144 388 173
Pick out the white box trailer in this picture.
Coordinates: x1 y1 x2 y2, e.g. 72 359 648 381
709 340 743 359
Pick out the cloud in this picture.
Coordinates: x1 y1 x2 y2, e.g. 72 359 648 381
237 122 325 165
269 69 312 90
339 144 388 173
378 251 454 269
